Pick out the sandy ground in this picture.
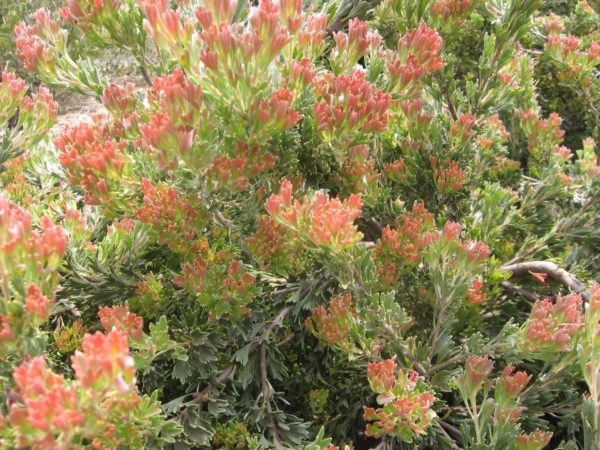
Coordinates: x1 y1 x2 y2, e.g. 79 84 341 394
51 73 148 135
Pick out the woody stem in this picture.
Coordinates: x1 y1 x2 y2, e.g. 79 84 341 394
0 255 9 314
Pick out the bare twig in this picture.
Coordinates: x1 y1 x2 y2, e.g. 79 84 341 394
428 353 466 376
383 324 427 376
192 363 236 403
501 260 588 300
437 419 462 445
365 217 384 238
276 333 295 347
271 285 299 296
140 65 152 86
358 241 376 249
500 281 541 303
502 245 541 266
402 349 427 376
373 440 386 450
260 343 282 447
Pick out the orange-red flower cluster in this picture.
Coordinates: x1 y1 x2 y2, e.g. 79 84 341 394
373 202 436 287
430 0 472 20
0 196 67 275
138 0 194 65
24 284 52 321
253 88 302 139
314 70 391 154
14 9 63 73
515 428 553 450
246 216 298 274
296 14 327 59
55 120 127 206
196 0 289 79
386 22 444 99
456 355 494 402
72 329 136 392
8 328 145 448
367 359 397 393
467 279 485 305
207 143 277 191
1 71 58 153
364 359 436 440
330 18 381 74
305 293 357 347
0 71 27 120
497 365 530 403
174 251 256 319
147 68 204 127
266 179 363 250
98 304 144 341
334 145 380 197
431 157 466 194
523 293 583 354
8 357 84 448
101 83 139 132
60 0 121 28
136 179 207 254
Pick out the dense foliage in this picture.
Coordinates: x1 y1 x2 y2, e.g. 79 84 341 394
1 0 600 448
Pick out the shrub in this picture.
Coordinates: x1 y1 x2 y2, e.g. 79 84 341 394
1 0 600 448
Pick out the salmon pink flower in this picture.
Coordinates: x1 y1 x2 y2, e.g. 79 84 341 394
71 329 136 393
60 0 121 28
25 284 52 321
522 293 583 355
385 22 444 99
516 429 553 450
457 356 493 400
297 13 327 59
0 71 27 122
140 112 195 169
253 88 302 139
364 363 436 440
430 0 472 20
432 158 466 194
367 359 397 393
266 180 363 251
8 357 84 447
314 70 391 157
330 18 381 74
136 179 207 253
305 293 357 349
496 365 530 405
139 0 194 65
373 202 435 287
468 279 485 305
147 68 204 127
98 304 144 341
0 315 13 342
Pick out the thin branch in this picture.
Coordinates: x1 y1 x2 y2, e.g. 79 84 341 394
501 260 588 300
365 217 384 238
140 65 152 86
383 324 427 376
428 353 465 376
500 281 540 303
373 440 386 450
402 349 427 376
271 285 299 296
503 245 542 266
266 305 293 336
260 343 282 447
192 363 236 403
276 333 295 347
437 419 462 449
358 241 376 249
